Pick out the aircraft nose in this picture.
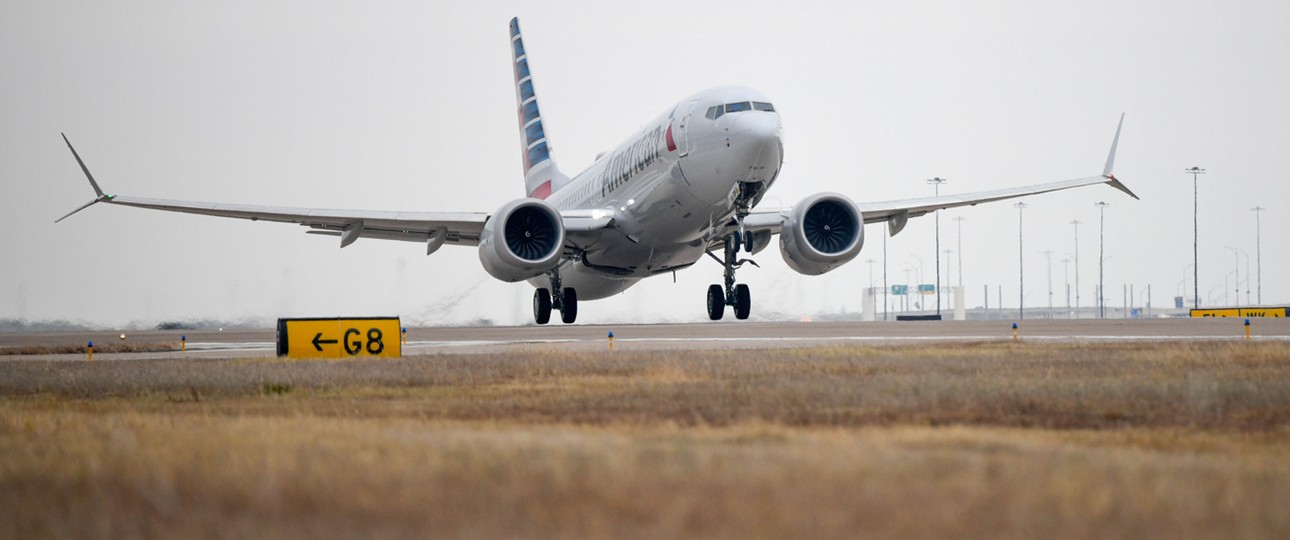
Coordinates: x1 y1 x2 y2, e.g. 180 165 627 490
729 112 783 176
732 111 782 147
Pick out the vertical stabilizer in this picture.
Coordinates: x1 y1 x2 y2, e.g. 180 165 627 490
510 18 568 199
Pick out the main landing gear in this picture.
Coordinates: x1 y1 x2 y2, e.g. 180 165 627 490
533 269 577 325
706 232 757 321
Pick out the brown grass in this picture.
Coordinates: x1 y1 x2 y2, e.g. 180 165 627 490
2 342 1289 538
0 341 179 355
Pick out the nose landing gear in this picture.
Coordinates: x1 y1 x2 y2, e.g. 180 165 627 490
706 234 757 320
533 269 577 325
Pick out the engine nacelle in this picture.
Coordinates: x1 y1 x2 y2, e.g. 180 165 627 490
478 198 565 282
779 193 864 275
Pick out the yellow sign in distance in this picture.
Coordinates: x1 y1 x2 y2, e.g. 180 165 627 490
1190 307 1287 318
277 317 402 358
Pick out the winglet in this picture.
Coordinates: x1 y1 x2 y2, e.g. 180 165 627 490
1102 114 1123 177
62 133 106 198
56 133 113 222
1100 114 1138 200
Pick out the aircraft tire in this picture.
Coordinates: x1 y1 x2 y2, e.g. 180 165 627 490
706 284 725 320
560 288 578 324
734 284 751 320
533 288 552 325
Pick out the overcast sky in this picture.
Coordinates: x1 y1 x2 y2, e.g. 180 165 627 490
3 0 1287 327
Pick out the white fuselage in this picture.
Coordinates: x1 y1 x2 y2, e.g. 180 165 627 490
530 86 784 299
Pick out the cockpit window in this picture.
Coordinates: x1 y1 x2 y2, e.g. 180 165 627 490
725 101 752 113
706 101 776 120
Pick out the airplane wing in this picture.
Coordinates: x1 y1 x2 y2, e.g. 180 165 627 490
742 114 1135 237
56 135 612 254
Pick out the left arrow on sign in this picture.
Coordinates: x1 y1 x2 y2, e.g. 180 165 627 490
312 333 339 351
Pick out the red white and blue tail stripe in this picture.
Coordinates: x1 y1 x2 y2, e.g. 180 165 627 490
510 18 566 200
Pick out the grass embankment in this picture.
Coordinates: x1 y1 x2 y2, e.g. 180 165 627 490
0 341 178 355
3 342 1289 538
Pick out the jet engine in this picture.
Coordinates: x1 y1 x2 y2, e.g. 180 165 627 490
478 198 565 282
779 193 864 275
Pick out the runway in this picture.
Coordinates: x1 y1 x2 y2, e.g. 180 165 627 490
3 317 1289 361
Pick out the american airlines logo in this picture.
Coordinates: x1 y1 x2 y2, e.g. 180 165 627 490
600 124 668 196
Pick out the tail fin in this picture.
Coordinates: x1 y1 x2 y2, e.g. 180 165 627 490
509 17 568 200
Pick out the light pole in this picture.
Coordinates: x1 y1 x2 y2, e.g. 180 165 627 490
928 177 947 317
882 230 888 320
953 216 965 286
943 249 954 310
1245 251 1251 305
903 267 913 312
1015 202 1026 320
1070 219 1081 314
954 216 965 311
865 257 876 317
1227 247 1251 305
1180 263 1193 307
1062 256 1071 311
1225 247 1241 306
1252 206 1264 305
1043 250 1054 316
1186 167 1205 308
1095 201 1110 318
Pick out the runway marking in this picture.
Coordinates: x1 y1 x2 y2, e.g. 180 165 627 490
610 336 1290 344
185 342 275 351
393 335 1290 349
106 334 1290 356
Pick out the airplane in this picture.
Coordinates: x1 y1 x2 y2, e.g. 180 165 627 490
58 17 1137 325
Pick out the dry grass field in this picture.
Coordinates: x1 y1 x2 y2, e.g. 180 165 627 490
3 341 1289 539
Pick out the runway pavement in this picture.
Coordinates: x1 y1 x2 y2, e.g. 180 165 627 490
3 317 1288 361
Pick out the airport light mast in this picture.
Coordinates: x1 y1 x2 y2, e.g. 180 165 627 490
1225 246 1241 306
1062 256 1071 312
1252 206 1264 305
1043 250 1054 315
1070 220 1081 315
1015 202 1027 320
953 216 965 289
943 249 954 309
928 177 948 318
1186 167 1205 308
865 258 876 315
883 231 889 320
1095 201 1110 318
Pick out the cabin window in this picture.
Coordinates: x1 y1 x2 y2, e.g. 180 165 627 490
516 59 530 80
520 80 535 101
512 39 525 58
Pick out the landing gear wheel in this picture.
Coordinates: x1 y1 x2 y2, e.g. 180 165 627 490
560 288 578 324
533 288 552 325
743 232 754 253
707 284 725 320
734 284 751 320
